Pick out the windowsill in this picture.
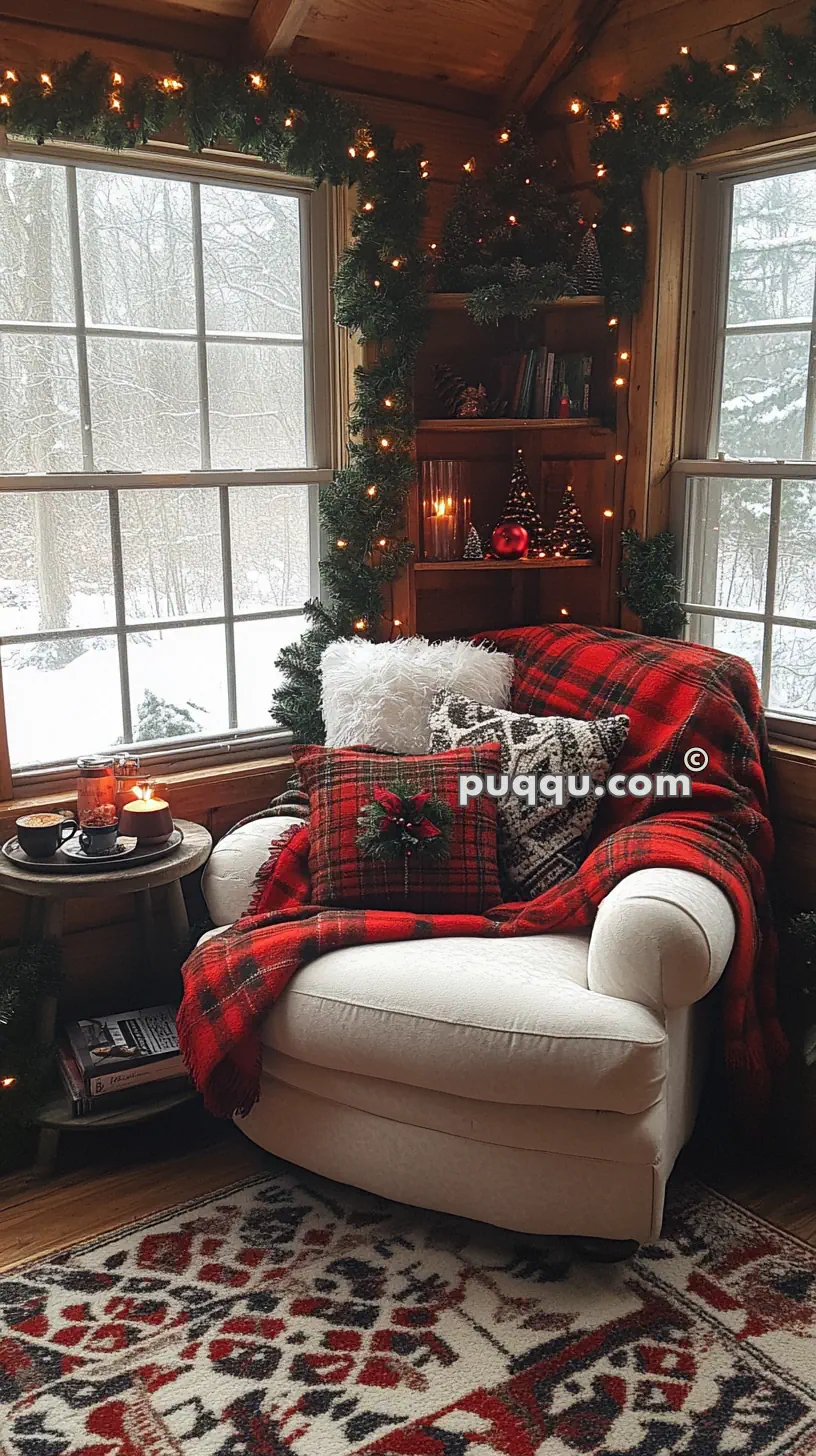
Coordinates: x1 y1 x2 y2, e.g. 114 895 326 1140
0 751 294 842
769 738 816 764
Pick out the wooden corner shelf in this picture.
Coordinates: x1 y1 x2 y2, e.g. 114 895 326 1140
417 417 608 432
414 557 597 573
427 293 606 313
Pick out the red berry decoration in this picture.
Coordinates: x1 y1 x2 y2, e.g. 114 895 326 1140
491 522 529 559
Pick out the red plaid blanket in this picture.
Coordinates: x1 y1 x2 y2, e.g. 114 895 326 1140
178 623 783 1125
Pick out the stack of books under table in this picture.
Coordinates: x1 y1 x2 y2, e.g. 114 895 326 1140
57 1004 190 1117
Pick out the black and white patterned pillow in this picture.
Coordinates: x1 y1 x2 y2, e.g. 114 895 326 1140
428 690 630 899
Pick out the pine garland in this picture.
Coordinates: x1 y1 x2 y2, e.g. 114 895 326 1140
619 529 687 638
0 50 428 745
584 7 816 311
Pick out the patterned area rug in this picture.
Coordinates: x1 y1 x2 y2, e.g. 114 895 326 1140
2 1168 815 1455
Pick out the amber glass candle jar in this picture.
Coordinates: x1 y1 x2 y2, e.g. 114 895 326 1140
76 757 116 827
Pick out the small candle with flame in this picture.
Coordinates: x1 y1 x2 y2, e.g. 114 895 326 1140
118 781 174 845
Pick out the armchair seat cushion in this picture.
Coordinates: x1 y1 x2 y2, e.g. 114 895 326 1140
260 934 666 1116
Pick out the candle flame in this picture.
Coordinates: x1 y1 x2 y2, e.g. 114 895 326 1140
133 782 154 802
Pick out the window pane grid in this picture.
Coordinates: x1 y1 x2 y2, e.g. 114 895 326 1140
0 150 323 772
678 467 816 725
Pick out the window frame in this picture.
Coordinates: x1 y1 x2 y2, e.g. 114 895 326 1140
0 139 337 794
674 144 816 745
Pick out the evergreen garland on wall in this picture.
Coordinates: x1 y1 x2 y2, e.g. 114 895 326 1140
582 6 816 311
0 50 427 746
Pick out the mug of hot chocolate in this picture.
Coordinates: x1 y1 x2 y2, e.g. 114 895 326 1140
16 812 78 860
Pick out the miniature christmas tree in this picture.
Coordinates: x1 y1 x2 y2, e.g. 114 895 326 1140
494 450 547 554
463 523 484 559
435 116 581 323
567 229 605 296
544 482 595 559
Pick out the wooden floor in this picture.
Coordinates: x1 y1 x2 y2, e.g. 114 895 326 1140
1 1108 815 1271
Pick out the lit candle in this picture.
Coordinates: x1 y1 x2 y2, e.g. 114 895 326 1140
118 782 174 844
425 495 456 560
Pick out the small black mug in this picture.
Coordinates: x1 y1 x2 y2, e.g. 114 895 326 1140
79 824 119 856
16 813 78 860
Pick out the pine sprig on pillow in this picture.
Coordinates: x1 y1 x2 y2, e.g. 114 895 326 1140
357 781 453 862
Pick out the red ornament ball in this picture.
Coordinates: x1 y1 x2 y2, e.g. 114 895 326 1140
491 522 529 559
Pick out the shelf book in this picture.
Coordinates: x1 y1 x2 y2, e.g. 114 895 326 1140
505 348 593 420
58 1004 190 1117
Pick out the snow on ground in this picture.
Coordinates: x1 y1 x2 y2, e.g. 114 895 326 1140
2 612 304 770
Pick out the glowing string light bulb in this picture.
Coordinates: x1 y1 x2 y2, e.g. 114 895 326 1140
0 1076 16 1089
680 45 689 55
363 201 374 211
379 437 391 449
0 93 10 107
336 538 348 548
5 69 18 82
112 71 123 85
40 72 53 88
366 147 376 159
621 223 634 233
614 375 627 387
657 101 670 116
499 128 510 142
603 508 615 518
463 157 475 173
284 113 295 127
354 619 367 632
367 485 377 496
348 145 356 157
249 72 264 88
569 99 582 114
724 62 738 72
614 452 624 462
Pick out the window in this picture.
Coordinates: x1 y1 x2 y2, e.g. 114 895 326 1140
0 148 332 783
676 159 816 739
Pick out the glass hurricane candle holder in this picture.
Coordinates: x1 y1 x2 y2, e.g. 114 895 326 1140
420 460 468 561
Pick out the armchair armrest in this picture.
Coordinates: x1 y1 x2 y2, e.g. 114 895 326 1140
202 816 304 928
586 868 736 1015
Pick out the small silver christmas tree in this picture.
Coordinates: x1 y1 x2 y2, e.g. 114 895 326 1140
463 523 484 559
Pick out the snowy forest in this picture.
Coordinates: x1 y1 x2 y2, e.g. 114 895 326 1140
690 167 816 722
0 157 312 769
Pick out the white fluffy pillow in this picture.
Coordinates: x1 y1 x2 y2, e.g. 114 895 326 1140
320 637 514 752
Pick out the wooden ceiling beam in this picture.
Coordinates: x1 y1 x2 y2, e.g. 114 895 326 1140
500 0 621 115
0 0 242 61
288 38 494 119
247 0 312 57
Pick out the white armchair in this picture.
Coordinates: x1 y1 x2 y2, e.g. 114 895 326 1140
202 819 735 1245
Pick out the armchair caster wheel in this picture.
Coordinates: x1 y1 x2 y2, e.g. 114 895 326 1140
570 1237 640 1263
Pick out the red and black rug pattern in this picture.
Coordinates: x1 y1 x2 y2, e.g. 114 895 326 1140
1 1171 815 1454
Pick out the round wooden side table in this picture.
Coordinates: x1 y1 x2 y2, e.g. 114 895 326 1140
0 818 212 1172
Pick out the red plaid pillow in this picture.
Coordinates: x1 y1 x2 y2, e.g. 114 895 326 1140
293 742 503 912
